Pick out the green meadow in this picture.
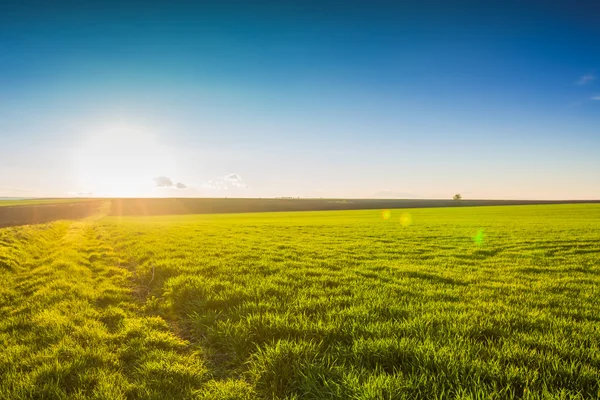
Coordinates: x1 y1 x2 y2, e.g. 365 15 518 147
1 204 599 399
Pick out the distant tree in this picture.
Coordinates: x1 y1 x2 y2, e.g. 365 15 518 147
453 194 462 201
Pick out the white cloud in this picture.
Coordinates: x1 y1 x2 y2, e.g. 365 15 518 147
201 173 249 190
591 95 600 100
200 180 226 190
576 74 596 85
154 176 173 187
153 176 187 189
224 173 247 188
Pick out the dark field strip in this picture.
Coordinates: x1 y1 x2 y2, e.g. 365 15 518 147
1 204 599 399
0 198 101 207
109 198 600 216
2 198 598 228
0 200 107 228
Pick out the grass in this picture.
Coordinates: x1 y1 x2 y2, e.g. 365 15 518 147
0 219 208 399
1 204 599 399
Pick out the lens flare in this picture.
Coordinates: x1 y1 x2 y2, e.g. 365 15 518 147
399 213 412 227
381 209 391 220
473 229 485 245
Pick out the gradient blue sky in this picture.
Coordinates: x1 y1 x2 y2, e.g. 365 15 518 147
1 0 599 199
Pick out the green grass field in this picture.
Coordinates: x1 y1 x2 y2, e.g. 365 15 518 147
1 204 599 399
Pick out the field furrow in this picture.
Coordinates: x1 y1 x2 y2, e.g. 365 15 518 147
0 221 209 399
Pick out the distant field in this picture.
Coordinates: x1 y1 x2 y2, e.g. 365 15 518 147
2 197 598 229
0 198 96 207
0 200 106 228
1 204 599 399
110 197 600 216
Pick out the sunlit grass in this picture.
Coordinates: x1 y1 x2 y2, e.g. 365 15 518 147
0 221 208 399
1 204 599 399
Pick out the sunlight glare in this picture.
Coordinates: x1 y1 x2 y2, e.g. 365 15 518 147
381 209 391 220
473 229 485 245
74 125 175 197
399 212 412 227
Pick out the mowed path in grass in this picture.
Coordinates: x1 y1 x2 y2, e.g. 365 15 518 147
1 204 599 399
0 220 208 399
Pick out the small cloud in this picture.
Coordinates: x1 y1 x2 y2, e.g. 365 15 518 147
201 173 249 190
154 176 174 187
591 95 600 100
153 176 188 189
576 74 596 85
200 179 226 190
224 173 248 188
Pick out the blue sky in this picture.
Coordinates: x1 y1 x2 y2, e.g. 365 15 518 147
1 0 599 199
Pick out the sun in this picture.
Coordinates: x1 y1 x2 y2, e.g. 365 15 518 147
74 125 175 197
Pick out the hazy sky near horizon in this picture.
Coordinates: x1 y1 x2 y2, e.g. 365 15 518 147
1 0 599 199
